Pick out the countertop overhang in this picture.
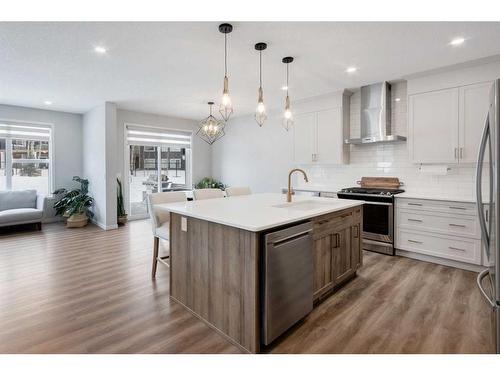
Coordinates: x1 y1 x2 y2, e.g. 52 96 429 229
156 193 364 232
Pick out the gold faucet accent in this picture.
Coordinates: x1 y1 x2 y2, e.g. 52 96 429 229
287 168 309 202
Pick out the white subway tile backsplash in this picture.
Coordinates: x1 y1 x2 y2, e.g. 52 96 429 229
298 81 476 199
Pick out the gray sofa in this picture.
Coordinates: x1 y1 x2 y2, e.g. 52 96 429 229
0 190 46 230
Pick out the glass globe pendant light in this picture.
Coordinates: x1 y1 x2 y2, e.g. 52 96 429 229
196 102 225 145
254 42 267 127
219 23 233 122
282 56 294 131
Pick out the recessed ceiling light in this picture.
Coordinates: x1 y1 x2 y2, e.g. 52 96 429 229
94 46 107 54
346 67 357 74
281 85 288 91
43 100 52 105
395 97 401 102
449 37 465 46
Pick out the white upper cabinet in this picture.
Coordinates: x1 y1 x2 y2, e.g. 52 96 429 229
316 108 345 164
459 82 491 163
409 88 459 164
293 112 316 164
408 82 491 164
293 94 349 165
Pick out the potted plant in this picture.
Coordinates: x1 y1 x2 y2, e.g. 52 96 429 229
117 177 128 225
53 176 94 228
195 177 225 190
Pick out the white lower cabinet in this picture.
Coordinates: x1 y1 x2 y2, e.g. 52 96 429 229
395 197 482 266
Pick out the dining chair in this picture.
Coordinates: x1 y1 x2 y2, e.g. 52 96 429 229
193 188 225 200
225 186 252 197
147 191 186 278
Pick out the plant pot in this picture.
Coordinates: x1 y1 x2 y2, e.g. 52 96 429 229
66 213 88 228
117 215 128 226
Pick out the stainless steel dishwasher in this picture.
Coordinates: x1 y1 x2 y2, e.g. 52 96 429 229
262 221 313 345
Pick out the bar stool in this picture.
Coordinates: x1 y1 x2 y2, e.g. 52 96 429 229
147 191 186 278
225 186 251 197
193 188 224 200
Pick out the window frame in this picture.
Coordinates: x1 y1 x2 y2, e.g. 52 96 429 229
0 119 54 195
123 122 193 220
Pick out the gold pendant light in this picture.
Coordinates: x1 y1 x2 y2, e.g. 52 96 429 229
254 42 267 127
219 23 233 122
282 56 294 131
196 102 225 145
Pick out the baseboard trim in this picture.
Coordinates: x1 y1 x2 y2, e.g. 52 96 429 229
396 249 484 272
90 218 118 231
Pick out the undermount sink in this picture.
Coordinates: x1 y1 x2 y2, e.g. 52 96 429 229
272 200 340 211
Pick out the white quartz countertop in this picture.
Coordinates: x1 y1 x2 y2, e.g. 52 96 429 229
156 193 363 232
396 191 476 203
288 185 478 204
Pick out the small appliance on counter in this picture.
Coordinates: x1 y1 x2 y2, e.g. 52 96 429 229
337 177 404 255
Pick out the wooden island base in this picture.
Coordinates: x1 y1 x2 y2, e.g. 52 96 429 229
169 205 362 353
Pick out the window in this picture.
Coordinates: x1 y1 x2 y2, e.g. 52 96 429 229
0 122 52 195
126 124 191 217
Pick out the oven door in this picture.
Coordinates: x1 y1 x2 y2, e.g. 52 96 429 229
362 201 393 243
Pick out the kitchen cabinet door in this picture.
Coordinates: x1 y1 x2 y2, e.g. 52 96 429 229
351 223 362 269
459 82 491 163
316 108 346 164
293 112 316 164
312 233 334 300
332 227 354 286
409 88 459 164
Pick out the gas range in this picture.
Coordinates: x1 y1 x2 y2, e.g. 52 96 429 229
336 178 404 256
339 187 405 197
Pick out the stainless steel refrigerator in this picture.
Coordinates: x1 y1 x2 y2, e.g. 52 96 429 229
476 78 500 354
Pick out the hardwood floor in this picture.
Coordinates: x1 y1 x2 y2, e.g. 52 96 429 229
0 221 494 353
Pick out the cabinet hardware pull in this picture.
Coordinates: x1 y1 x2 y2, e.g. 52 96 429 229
340 214 350 218
449 206 466 210
449 246 466 252
334 233 340 247
454 148 458 159
318 219 329 225
460 148 463 159
408 203 422 206
408 239 422 244
353 226 359 238
408 218 422 222
486 209 489 223
449 223 466 228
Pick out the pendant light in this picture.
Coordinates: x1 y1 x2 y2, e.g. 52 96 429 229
196 102 225 145
219 23 233 122
254 42 267 127
282 56 294 131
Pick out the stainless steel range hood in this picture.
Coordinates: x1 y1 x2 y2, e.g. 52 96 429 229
345 82 406 145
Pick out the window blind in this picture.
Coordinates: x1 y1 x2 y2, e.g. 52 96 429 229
126 125 191 148
0 122 51 140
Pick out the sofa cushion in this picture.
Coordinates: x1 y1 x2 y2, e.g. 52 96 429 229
0 208 43 225
0 190 37 211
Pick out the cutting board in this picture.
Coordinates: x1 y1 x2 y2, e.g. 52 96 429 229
358 177 401 189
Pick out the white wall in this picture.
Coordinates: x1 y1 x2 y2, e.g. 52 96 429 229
83 104 107 227
0 104 83 191
212 110 294 193
82 102 117 229
116 109 212 187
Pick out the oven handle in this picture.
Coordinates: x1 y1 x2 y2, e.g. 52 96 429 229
362 201 393 206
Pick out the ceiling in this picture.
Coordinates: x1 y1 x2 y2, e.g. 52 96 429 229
2 22 500 120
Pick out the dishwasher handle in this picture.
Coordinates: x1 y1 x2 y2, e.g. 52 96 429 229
265 222 313 245
270 229 312 246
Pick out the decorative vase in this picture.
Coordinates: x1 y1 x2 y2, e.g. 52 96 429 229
66 213 88 228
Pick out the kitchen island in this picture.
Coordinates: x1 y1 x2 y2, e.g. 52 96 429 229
158 193 363 353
